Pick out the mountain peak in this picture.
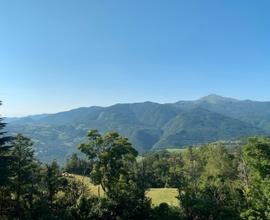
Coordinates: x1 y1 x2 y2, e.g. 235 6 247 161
198 94 238 103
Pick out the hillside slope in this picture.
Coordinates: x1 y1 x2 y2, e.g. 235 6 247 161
6 95 270 163
153 107 264 148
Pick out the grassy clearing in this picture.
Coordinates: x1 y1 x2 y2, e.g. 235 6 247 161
146 188 178 207
73 174 105 197
73 175 178 207
166 148 187 153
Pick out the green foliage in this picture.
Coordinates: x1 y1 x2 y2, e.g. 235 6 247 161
64 153 91 175
140 145 243 219
9 134 39 218
79 129 152 220
7 96 269 163
43 160 64 207
3 102 270 220
240 138 270 219
0 102 14 218
0 101 13 187
154 108 264 149
79 130 138 192
151 203 182 220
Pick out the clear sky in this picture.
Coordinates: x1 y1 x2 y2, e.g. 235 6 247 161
1 0 270 116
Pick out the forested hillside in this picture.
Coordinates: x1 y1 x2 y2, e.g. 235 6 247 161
2 119 270 219
6 95 270 163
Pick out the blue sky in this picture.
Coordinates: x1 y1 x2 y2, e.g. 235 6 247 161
1 0 270 116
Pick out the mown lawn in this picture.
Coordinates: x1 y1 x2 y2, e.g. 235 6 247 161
73 175 178 207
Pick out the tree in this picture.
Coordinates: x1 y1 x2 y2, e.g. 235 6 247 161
64 153 91 175
177 145 241 220
42 160 64 208
79 130 138 193
79 129 151 219
0 101 13 187
9 134 38 218
177 147 203 220
198 144 241 220
0 101 13 218
240 138 270 219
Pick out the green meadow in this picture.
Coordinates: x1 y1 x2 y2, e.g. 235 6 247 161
74 175 178 207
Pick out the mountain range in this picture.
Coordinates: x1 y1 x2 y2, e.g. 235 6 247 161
6 94 270 163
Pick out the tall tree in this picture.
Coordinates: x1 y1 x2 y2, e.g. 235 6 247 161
240 137 270 219
79 129 138 194
0 101 13 187
64 153 91 175
0 101 13 218
177 145 241 220
9 134 38 218
177 147 203 220
79 129 151 219
43 160 64 208
199 144 241 219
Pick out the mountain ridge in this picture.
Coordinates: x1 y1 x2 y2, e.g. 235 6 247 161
7 94 270 121
6 94 270 163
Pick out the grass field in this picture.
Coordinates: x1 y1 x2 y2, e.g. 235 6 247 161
146 188 178 206
74 175 178 207
166 148 186 153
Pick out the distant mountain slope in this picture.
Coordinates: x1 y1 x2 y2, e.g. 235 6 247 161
153 107 265 149
6 95 270 163
174 94 270 131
